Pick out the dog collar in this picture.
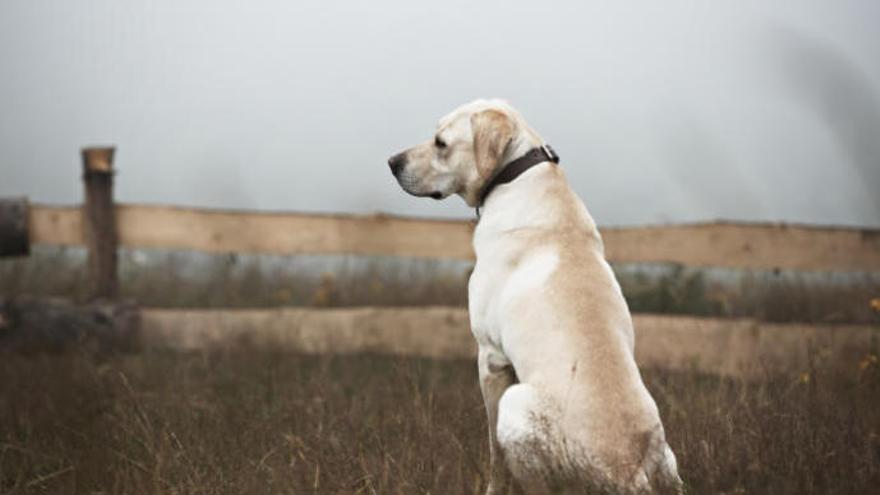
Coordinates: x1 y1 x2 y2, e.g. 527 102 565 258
476 144 559 217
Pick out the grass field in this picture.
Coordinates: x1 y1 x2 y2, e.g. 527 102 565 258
2 348 879 494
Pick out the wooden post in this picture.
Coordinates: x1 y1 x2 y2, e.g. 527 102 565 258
0 197 29 257
81 146 118 300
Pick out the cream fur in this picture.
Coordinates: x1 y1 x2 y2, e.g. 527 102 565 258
389 99 683 494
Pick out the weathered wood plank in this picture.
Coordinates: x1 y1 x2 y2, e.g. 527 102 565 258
27 204 880 271
140 306 474 360
139 307 879 378
602 222 880 272
114 205 477 260
28 205 83 246
28 204 476 259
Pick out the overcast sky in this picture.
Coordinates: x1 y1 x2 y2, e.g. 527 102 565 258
1 1 878 227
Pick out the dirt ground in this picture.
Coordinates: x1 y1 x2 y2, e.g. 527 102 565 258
1 348 879 494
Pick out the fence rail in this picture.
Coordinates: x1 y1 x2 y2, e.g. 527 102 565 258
140 307 879 378
23 203 880 272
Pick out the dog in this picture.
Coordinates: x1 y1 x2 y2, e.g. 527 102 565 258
388 100 682 493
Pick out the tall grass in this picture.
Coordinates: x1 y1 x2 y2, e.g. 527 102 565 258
1 349 878 494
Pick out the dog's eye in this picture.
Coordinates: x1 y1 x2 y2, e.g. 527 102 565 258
434 136 447 149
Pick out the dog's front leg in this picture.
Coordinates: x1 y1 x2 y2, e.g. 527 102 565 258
478 348 517 495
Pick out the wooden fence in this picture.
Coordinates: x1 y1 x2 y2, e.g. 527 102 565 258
1 147 878 376
19 203 880 272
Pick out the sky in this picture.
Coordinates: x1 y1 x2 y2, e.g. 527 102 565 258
1 0 878 227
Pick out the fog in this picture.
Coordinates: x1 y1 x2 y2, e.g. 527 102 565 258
1 0 878 226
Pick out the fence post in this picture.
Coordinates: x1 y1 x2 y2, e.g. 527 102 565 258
81 146 118 300
0 197 29 257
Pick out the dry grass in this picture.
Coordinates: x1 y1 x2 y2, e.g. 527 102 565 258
2 348 879 494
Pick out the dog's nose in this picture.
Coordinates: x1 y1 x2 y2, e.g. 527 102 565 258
388 153 407 176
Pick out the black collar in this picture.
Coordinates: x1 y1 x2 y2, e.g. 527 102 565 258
476 144 559 215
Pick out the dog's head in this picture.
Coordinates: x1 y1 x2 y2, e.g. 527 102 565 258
387 99 542 206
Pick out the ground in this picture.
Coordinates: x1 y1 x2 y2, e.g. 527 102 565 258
1 348 879 494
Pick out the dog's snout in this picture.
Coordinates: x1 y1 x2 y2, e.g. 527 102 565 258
388 153 407 176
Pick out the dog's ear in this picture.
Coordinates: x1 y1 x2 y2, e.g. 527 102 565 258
471 109 514 179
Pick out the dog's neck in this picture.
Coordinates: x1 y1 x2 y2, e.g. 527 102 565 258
476 145 560 212
473 162 601 247
461 129 542 206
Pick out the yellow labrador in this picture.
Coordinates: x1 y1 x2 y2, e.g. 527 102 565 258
388 100 682 494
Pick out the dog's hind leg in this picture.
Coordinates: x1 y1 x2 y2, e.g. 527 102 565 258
495 383 566 492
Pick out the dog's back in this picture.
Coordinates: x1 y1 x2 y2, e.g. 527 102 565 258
475 164 682 493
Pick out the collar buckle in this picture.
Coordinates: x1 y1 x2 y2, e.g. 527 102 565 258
541 144 559 163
